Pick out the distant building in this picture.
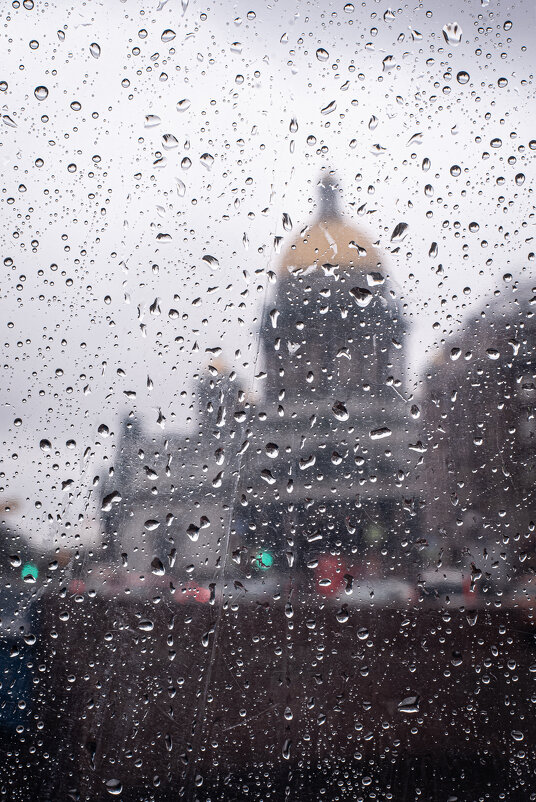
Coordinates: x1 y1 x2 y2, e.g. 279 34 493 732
101 172 423 595
419 281 536 577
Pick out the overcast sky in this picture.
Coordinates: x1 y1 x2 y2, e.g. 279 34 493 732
0 0 534 547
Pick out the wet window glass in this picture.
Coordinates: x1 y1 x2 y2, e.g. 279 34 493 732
1 0 535 799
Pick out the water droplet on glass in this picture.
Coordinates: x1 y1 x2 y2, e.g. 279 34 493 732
177 98 191 112
200 152 214 169
456 71 470 84
105 779 122 796
468 221 480 233
138 620 154 632
442 22 462 45
151 557 165 576
34 86 48 100
144 114 161 128
102 491 122 511
429 242 438 257
382 55 395 71
398 695 420 714
368 115 378 130
40 438 51 452
144 519 160 531
391 222 408 242
332 401 349 422
316 48 329 62
89 42 101 58
343 3 354 12
161 29 176 42
202 254 219 268
407 131 423 146
450 164 461 177
282 213 292 231
321 100 337 115
349 286 373 308
370 427 392 440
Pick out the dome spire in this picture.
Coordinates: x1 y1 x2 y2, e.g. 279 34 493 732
318 169 341 220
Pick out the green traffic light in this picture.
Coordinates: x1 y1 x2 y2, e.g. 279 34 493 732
258 551 274 570
21 562 38 583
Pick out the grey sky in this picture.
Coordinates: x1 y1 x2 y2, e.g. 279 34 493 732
0 0 534 546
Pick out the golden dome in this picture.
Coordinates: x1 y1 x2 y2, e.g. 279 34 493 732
279 217 380 276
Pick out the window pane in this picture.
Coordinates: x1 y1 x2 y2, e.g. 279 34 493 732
0 0 534 799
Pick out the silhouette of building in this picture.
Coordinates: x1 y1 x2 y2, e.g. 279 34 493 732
101 171 423 595
419 280 536 578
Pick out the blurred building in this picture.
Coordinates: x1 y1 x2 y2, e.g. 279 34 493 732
419 280 536 578
100 172 423 595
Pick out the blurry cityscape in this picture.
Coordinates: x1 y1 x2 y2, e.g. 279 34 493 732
0 174 535 800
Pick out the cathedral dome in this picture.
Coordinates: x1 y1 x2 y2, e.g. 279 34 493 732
279 174 380 276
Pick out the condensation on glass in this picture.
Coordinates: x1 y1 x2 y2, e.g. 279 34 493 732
0 0 534 799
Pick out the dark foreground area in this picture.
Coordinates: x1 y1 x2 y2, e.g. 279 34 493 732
0 587 534 801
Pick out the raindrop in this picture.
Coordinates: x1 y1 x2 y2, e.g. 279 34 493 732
332 401 349 422
289 118 298 133
390 222 408 242
161 29 176 42
151 557 165 576
398 695 420 714
321 100 337 115
349 286 373 308
138 620 154 632
407 131 423 146
450 165 461 177
40 438 51 452
202 254 219 268
70 101 81 111
344 3 354 11
144 519 160 531
456 71 470 85
101 491 122 512
265 443 279 458
370 427 392 440
34 86 48 100
382 55 395 71
89 42 101 58
282 213 292 231
316 48 329 62
468 221 480 233
442 22 462 45
177 99 191 112
497 77 508 88
515 173 525 186
429 242 438 257
357 626 369 640
162 134 178 149
105 780 122 796
368 115 378 130
144 114 161 128
200 152 214 169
